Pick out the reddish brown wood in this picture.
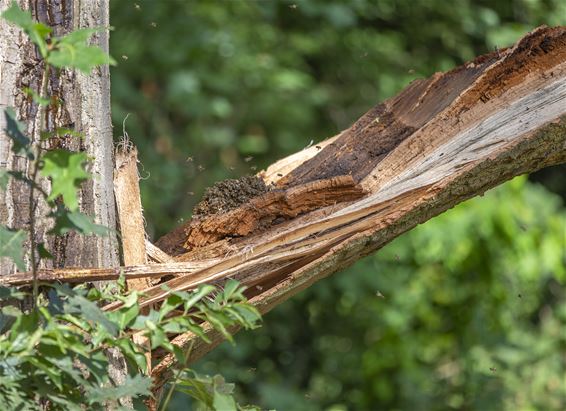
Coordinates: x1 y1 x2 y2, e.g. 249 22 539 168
156 175 365 254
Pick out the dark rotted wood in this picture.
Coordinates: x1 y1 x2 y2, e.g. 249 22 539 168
156 175 365 255
276 51 501 187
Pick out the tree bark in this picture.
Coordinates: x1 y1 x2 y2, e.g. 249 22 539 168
0 0 128 406
0 0 118 274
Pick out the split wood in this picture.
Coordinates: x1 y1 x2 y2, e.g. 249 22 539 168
3 26 566 390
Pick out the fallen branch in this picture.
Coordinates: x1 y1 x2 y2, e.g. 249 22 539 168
3 26 566 388
147 26 566 377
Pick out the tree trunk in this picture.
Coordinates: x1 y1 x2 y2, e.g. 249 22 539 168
0 0 118 274
0 0 128 405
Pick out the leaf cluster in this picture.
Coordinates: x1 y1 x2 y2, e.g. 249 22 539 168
2 2 116 72
0 280 261 410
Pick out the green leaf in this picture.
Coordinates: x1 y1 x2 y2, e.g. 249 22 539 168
159 293 183 320
9 310 40 347
53 284 119 336
0 286 26 300
0 305 21 334
84 374 152 403
109 299 139 329
49 208 109 236
175 373 214 408
222 279 242 301
129 309 160 330
176 372 240 410
231 304 262 328
178 284 216 311
55 127 84 139
40 150 90 210
4 108 32 158
113 338 148 372
0 168 8 191
37 242 53 260
22 87 50 106
56 28 101 44
117 271 127 293
40 127 83 140
47 28 117 73
0 226 27 271
77 351 108 384
149 325 170 350
1 2 51 57
213 389 238 411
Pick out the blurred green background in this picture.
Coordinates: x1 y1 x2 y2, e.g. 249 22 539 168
109 1 566 410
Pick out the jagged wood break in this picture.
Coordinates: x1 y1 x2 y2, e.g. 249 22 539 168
148 26 566 379
3 26 566 385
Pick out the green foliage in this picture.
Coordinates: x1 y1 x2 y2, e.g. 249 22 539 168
1 1 51 57
4 107 32 159
0 281 261 410
48 208 110 236
110 1 566 410
175 372 263 411
0 227 26 271
40 150 90 211
1 5 264 410
47 28 117 73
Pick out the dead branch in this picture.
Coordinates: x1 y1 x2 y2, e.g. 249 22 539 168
3 26 566 388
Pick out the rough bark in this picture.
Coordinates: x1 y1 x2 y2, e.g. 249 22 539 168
0 0 127 406
0 0 118 274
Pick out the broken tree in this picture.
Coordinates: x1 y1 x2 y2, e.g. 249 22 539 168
3 26 566 390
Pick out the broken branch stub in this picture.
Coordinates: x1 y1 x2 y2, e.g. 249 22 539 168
114 145 152 290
